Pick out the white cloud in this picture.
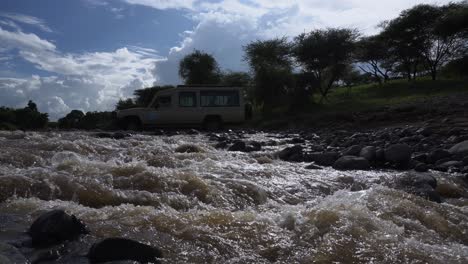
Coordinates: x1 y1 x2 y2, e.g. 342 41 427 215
150 0 454 84
122 0 195 10
0 12 52 33
0 27 163 120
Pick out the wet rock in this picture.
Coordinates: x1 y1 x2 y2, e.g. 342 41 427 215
375 148 385 161
214 141 228 149
412 153 427 163
94 132 130 139
152 129 165 136
29 210 88 247
343 145 361 156
256 156 273 164
305 164 322 170
384 144 412 165
360 146 376 162
244 141 262 152
427 149 451 164
436 183 463 198
463 156 468 166
175 144 204 153
449 140 468 155
88 238 162 264
308 152 339 166
278 145 304 162
186 129 199 135
416 127 433 137
435 161 462 172
228 141 246 152
333 156 370 171
414 163 429 172
394 173 440 203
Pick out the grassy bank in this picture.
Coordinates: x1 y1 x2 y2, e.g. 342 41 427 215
253 78 468 128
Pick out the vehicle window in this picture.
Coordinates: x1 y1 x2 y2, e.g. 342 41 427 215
179 92 197 107
157 96 171 107
200 90 240 107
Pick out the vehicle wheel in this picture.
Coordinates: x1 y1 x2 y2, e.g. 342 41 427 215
203 117 222 131
125 118 141 131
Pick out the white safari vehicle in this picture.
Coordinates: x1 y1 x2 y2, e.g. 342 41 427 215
116 85 251 130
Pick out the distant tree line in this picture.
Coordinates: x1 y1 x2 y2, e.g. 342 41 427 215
57 110 116 130
0 100 48 130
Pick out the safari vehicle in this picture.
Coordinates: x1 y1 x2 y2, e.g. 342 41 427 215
116 85 251 130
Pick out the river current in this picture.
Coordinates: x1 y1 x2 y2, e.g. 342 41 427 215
0 131 467 263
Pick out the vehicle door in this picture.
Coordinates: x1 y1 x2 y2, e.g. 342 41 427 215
171 91 202 124
143 95 174 125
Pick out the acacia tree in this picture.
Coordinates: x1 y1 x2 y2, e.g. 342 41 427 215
355 35 393 85
293 28 358 102
243 38 294 114
179 50 221 85
423 3 468 80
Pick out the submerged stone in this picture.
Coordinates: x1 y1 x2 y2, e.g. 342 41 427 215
29 210 88 247
88 238 163 263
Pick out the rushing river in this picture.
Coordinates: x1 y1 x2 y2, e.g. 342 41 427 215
0 131 467 263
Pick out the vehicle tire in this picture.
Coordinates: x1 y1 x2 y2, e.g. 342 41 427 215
124 117 142 131
203 116 222 131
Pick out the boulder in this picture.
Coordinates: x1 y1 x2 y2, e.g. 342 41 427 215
228 141 246 152
426 149 451 164
343 145 361 156
175 144 204 153
278 145 304 162
307 152 339 166
414 163 429 172
333 156 370 171
394 173 440 202
29 210 88 247
384 144 412 164
359 146 376 162
88 238 162 263
305 164 322 170
449 140 468 155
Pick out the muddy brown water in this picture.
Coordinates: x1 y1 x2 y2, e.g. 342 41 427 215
0 131 467 263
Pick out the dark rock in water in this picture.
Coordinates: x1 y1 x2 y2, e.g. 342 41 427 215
214 141 228 149
152 129 165 136
186 129 199 135
416 127 433 137
175 144 204 153
333 156 370 171
278 145 304 162
463 156 468 166
449 140 468 155
305 163 322 170
414 163 429 172
228 141 246 152
412 153 427 163
88 238 163 264
360 146 376 162
427 149 451 164
343 145 361 156
375 148 385 161
95 132 130 140
435 161 463 172
308 152 339 166
245 141 262 152
384 144 412 165
29 210 88 247
394 173 440 203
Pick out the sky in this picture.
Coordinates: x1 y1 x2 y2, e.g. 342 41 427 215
0 0 454 119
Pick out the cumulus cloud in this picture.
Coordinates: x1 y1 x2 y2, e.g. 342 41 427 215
147 0 454 84
0 27 163 120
